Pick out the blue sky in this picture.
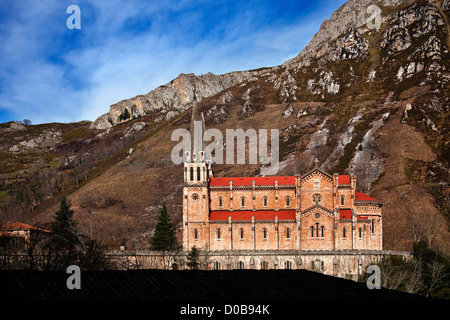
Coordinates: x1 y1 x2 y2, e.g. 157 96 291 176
0 0 347 125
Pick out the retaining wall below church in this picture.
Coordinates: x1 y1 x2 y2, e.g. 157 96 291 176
109 249 411 280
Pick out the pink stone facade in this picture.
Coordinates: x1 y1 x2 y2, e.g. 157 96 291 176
182 165 383 253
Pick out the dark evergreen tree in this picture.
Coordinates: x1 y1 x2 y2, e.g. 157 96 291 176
149 203 180 251
50 196 80 270
187 246 200 270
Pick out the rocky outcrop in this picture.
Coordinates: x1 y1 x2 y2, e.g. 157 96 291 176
90 71 260 130
9 130 62 153
307 71 340 95
327 29 369 62
240 84 267 117
0 121 27 133
396 62 425 81
272 69 298 103
284 0 415 69
409 35 444 60
443 0 450 12
379 2 445 54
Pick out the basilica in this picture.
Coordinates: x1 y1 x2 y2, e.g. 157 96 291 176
181 103 395 277
183 167 383 253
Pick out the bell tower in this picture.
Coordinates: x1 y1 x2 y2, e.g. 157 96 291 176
182 97 212 251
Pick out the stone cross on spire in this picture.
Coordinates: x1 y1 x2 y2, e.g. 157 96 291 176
314 158 319 168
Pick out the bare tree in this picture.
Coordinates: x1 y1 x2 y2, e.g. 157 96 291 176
410 214 441 248
379 257 411 291
159 249 183 270
116 249 140 270
200 248 211 270
426 260 446 296
71 166 85 188
403 258 423 294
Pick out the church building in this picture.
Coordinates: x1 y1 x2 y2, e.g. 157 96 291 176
181 102 388 276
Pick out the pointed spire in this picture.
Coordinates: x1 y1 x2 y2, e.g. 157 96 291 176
189 100 200 137
201 112 206 158
190 84 199 131
201 112 206 136
189 87 204 162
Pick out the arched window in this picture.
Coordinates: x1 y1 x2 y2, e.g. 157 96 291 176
237 261 244 269
341 195 345 206
343 227 347 239
196 166 201 181
261 261 269 270
217 228 221 239
194 229 198 240
218 197 223 208
286 196 290 207
311 224 325 238
371 219 375 234
263 228 267 239
285 261 292 270
190 167 194 181
214 261 221 270
286 228 290 239
263 196 268 207
240 228 244 239
358 228 362 239
241 197 245 207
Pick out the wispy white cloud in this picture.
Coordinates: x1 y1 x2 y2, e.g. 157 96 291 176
0 0 347 124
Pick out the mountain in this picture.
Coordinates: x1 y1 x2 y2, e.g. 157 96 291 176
1 0 448 253
89 70 263 130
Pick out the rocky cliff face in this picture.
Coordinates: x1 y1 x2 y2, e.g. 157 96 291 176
90 70 264 130
283 0 416 67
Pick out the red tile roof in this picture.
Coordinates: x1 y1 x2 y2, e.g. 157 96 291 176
210 176 295 187
339 209 352 220
338 175 351 185
210 210 296 221
357 215 369 220
355 192 377 201
1 222 50 233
